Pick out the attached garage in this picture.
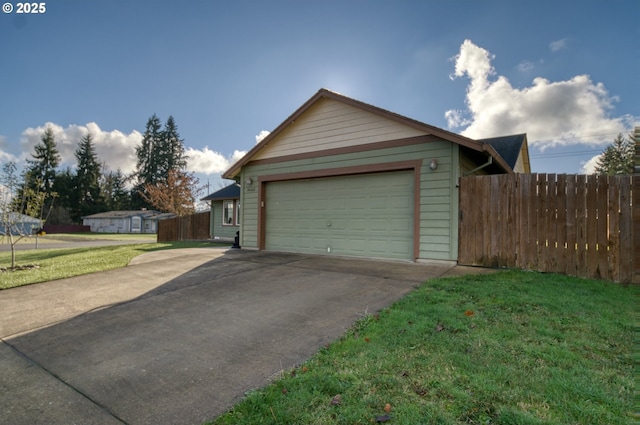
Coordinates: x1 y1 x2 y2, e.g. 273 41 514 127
222 89 527 262
264 170 414 259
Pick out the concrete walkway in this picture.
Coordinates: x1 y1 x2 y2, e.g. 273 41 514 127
0 248 492 425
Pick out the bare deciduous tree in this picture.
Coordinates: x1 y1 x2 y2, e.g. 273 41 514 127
141 170 201 216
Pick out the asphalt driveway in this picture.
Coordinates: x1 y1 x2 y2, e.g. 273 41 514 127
0 247 482 425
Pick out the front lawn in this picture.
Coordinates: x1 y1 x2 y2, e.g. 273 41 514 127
0 241 217 289
209 271 636 425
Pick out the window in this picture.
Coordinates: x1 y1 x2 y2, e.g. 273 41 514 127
223 200 240 226
223 200 235 226
131 216 141 232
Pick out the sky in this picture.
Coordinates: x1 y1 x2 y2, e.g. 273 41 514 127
1 0 638 193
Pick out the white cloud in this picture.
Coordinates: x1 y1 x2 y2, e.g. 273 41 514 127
516 60 535 73
450 39 495 84
19 122 142 174
580 154 601 174
446 39 633 149
255 130 270 143
444 110 470 129
17 122 245 177
0 136 20 164
185 147 246 175
549 38 568 52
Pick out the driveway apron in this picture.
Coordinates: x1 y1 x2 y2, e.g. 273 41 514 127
0 248 461 425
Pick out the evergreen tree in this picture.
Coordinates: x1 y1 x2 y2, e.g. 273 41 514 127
73 132 103 220
26 126 60 194
20 126 60 216
132 115 190 209
132 114 162 209
594 133 634 175
101 167 131 210
50 167 75 224
158 116 188 179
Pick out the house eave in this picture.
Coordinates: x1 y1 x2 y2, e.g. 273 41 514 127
222 88 497 179
481 144 514 174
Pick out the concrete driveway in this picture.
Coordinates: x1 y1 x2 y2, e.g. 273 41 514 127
0 247 482 425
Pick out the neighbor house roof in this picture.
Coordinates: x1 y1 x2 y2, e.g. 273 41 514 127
200 183 241 201
0 212 42 224
81 210 174 220
479 134 529 171
223 88 513 179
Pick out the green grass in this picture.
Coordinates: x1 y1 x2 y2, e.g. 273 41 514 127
41 232 158 241
209 271 637 425
0 240 217 289
0 232 157 245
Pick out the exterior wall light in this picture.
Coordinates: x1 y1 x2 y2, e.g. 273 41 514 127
430 159 438 170
245 177 253 185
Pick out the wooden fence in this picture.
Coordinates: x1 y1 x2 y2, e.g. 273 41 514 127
458 173 637 284
157 211 210 242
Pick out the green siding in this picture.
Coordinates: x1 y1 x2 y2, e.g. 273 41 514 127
239 140 461 261
210 200 239 240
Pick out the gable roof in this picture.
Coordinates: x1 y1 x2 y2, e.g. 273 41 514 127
479 134 529 170
223 88 513 179
1 212 43 224
200 183 241 201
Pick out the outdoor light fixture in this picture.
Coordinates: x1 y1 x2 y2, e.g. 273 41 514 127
245 177 253 185
430 158 438 170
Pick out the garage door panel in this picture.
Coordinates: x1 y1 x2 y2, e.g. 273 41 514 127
348 197 368 209
391 218 411 231
389 241 412 256
265 171 414 259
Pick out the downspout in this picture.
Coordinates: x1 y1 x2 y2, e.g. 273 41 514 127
463 155 493 176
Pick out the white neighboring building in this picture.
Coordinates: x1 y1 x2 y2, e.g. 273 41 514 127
82 210 175 234
0 212 43 236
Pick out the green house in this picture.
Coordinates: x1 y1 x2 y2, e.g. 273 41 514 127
223 89 530 262
201 183 241 241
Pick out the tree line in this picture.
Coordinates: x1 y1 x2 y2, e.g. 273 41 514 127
2 124 635 229
593 132 636 175
1 114 200 227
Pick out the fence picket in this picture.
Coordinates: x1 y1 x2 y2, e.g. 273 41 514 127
502 174 515 267
458 173 636 283
585 175 599 278
546 174 558 273
476 176 491 266
157 211 211 243
575 175 588 278
596 176 609 279
618 177 632 283
489 175 500 266
555 174 567 275
608 178 620 282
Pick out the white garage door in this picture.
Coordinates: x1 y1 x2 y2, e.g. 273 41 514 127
265 171 414 259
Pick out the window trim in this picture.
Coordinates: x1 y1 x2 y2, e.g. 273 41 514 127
222 199 240 226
